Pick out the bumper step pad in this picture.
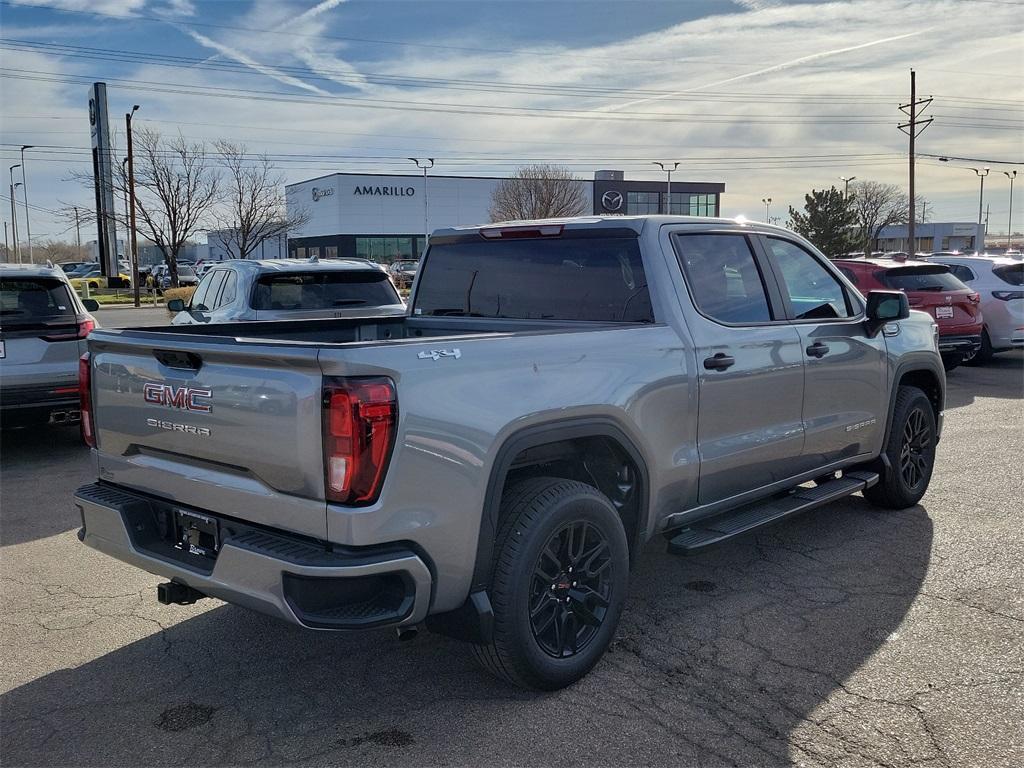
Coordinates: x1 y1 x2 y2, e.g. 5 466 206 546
667 471 878 555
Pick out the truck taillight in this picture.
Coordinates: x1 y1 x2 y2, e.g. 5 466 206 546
79 352 95 448
322 377 396 505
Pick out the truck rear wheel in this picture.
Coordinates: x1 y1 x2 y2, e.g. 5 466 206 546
471 477 629 690
863 386 936 510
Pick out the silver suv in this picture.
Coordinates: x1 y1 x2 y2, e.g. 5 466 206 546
168 258 405 324
0 264 99 428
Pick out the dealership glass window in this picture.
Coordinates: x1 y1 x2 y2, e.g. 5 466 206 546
689 194 716 216
627 191 661 214
295 247 306 258
308 246 320 258
667 193 689 215
325 246 338 258
355 236 417 263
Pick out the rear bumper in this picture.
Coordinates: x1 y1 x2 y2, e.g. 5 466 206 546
937 334 981 355
1 384 80 427
74 483 433 630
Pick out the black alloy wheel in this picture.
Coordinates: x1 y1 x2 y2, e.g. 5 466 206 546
529 521 613 658
899 406 932 491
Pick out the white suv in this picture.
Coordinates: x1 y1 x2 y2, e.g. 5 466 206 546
927 254 1024 362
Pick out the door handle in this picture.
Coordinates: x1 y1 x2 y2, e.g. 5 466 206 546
806 341 830 358
703 352 736 371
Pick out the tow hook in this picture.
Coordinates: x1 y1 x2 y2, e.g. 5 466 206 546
396 625 419 642
157 581 206 606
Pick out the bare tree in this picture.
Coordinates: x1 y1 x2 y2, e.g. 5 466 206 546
212 142 309 260
71 128 219 287
848 180 928 253
489 164 589 222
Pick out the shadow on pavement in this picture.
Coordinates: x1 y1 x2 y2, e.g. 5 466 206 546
945 350 1023 410
0 425 91 547
1 496 932 767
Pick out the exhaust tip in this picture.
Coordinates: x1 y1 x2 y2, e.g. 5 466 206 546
396 626 419 642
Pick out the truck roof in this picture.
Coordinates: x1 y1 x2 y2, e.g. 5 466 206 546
434 215 789 238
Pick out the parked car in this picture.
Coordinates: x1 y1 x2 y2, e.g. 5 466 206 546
75 216 945 690
59 262 90 274
68 266 132 292
1 264 99 428
388 259 419 289
925 254 1024 363
833 258 981 370
168 259 406 324
147 264 199 290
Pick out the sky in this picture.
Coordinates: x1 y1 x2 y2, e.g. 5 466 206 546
0 0 1021 246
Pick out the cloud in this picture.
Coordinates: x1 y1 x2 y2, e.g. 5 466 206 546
6 0 147 16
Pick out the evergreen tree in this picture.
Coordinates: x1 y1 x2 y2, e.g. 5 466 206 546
787 187 857 257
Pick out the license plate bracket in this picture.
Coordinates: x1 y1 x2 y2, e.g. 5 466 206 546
172 508 220 560
935 306 954 319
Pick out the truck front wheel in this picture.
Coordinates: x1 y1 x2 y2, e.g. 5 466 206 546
863 385 936 510
471 477 629 690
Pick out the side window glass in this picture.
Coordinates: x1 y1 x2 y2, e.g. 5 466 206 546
189 272 215 310
838 267 859 285
766 238 853 320
951 265 975 282
218 271 237 308
673 233 773 324
195 271 226 311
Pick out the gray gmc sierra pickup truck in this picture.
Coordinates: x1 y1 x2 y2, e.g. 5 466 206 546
74 216 944 690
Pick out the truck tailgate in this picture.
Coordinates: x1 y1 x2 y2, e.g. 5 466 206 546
89 330 328 539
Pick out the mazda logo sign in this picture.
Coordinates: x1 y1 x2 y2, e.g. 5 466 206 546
601 190 623 212
312 186 335 201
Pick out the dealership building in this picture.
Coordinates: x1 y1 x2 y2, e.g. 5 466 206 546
285 170 726 262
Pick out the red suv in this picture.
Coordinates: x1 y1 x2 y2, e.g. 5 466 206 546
833 258 982 370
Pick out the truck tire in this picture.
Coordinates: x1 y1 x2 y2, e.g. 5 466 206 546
471 477 629 690
940 353 961 372
863 386 936 510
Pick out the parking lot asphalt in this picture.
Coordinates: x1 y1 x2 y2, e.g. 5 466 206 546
1 349 1021 768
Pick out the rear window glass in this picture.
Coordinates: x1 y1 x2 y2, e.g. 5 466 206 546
252 271 400 310
0 278 76 325
993 264 1024 286
880 267 968 292
414 236 653 323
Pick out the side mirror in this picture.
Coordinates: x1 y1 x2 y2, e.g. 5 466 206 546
167 298 186 312
865 290 910 336
81 298 100 312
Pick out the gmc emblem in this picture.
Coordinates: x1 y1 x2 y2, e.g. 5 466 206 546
143 383 213 413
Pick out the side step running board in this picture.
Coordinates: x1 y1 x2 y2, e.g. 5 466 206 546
667 471 879 555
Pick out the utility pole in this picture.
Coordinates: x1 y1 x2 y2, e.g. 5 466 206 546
1005 171 1017 249
3 221 9 262
9 165 21 263
899 70 933 256
985 203 990 236
654 161 679 214
73 206 83 261
20 145 34 263
970 168 990 247
408 158 434 252
762 197 772 221
126 105 141 306
840 176 857 199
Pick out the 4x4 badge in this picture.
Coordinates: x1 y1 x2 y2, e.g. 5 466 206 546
417 348 461 361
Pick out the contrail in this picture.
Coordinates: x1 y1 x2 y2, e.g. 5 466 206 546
183 28 331 96
605 30 925 112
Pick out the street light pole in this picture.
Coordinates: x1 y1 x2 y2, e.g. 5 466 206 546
408 158 434 252
73 206 83 262
126 105 141 306
762 197 772 221
840 176 856 199
653 161 679 214
970 167 990 249
9 164 21 263
1005 171 1017 250
20 145 34 263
